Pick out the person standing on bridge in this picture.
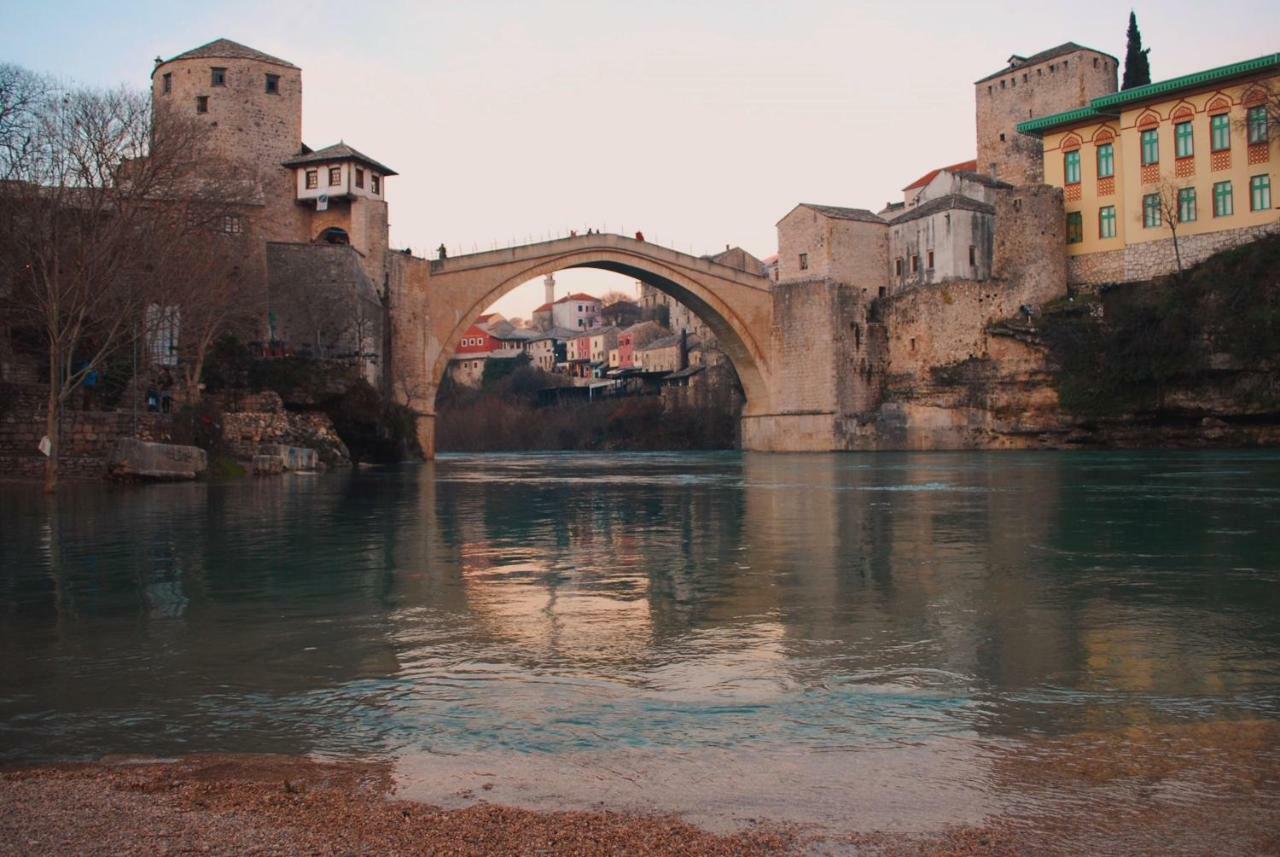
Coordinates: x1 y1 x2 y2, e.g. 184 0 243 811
437 243 447 260
635 231 644 242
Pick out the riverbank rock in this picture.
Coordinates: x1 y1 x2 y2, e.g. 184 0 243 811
219 392 351 468
108 438 207 481
252 454 285 475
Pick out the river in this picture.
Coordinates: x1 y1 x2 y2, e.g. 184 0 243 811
2 451 1279 843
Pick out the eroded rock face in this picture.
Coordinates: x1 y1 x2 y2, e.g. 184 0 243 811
108 439 207 481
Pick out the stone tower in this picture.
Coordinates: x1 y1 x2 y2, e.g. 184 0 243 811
544 273 555 306
975 43 1117 185
151 38 308 244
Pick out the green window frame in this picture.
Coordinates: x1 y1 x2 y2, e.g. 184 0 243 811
1211 114 1230 152
1178 187 1197 223
1066 211 1083 244
1099 205 1116 239
1097 143 1114 178
1143 193 1161 228
1141 129 1159 165
1251 174 1272 211
1175 121 1194 158
1213 181 1233 217
1248 106 1269 145
1064 150 1081 184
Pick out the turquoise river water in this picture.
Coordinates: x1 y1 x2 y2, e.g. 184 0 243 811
2 451 1279 837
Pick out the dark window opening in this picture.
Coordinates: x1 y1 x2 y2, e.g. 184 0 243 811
211 67 226 87
195 95 208 114
878 286 886 298
911 254 919 273
927 250 934 269
265 74 280 94
969 245 976 266
162 73 172 94
798 252 808 270
371 175 380 194
319 227 349 245
355 167 365 189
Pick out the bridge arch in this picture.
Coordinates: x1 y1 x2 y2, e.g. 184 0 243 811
424 238 775 412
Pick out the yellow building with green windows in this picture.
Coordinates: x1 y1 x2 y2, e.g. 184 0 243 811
1018 53 1279 286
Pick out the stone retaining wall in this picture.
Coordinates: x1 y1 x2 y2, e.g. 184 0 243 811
0 383 173 479
1069 222 1280 288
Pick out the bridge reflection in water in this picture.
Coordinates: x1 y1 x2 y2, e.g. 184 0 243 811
2 451 1278 830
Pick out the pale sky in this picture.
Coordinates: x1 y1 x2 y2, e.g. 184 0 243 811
3 0 1276 320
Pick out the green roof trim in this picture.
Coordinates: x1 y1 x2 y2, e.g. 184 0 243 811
1017 52 1280 136
1017 106 1106 135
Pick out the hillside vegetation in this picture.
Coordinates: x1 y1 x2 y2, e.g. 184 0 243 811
1040 234 1280 419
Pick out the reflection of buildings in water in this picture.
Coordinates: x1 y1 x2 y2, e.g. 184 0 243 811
738 453 1072 697
461 561 654 661
262 456 1274 743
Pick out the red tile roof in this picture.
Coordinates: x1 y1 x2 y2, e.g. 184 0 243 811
533 303 553 313
556 292 601 303
902 159 977 191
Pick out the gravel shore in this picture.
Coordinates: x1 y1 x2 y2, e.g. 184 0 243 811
3 720 1279 856
0 755 794 856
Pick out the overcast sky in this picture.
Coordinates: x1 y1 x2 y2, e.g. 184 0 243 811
4 0 1276 320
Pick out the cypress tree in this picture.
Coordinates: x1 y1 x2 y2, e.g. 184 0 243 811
1122 11 1152 89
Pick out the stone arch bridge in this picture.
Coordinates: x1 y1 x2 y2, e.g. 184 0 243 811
388 233 870 455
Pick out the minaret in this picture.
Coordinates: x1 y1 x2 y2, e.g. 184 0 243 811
544 273 555 306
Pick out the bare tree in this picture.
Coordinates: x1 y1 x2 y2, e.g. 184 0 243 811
1236 80 1280 143
1153 177 1187 273
599 290 636 306
153 209 262 401
0 67 246 491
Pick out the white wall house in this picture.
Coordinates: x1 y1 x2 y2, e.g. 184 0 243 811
551 293 602 330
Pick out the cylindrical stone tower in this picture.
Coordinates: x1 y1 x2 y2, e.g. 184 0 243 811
151 38 307 243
